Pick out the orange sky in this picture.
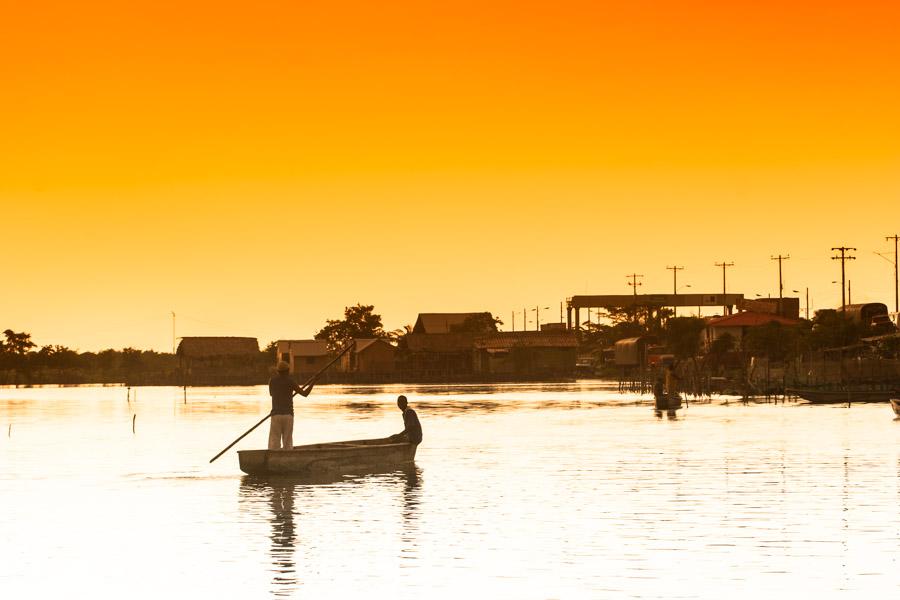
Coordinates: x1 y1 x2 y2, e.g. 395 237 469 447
2 1 899 351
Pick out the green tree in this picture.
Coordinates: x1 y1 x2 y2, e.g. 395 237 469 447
807 310 863 350
315 304 389 352
706 332 735 371
580 319 646 350
449 313 502 333
34 345 80 369
96 349 119 370
743 322 799 362
1 330 36 371
665 317 706 359
121 348 143 370
3 330 35 355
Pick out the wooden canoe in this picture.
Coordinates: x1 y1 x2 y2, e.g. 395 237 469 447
238 437 418 476
787 388 894 404
891 398 900 417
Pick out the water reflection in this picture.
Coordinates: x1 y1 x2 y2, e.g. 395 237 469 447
4 384 899 597
239 466 422 597
240 477 300 596
654 409 679 420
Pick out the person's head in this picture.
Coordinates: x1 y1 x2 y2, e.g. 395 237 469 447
276 361 290 374
397 395 408 410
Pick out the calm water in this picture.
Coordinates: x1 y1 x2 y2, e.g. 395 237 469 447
1 382 898 598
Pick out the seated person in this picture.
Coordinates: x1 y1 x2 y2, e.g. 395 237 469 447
387 395 422 445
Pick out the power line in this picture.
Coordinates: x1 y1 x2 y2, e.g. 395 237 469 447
714 261 734 314
627 273 643 322
770 254 790 303
666 266 684 317
831 246 856 312
887 235 899 323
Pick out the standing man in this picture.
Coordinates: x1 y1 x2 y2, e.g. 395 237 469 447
268 361 311 450
665 363 681 396
390 395 423 445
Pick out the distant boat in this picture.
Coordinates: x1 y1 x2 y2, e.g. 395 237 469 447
787 388 894 404
891 398 900 417
654 392 682 411
238 437 418 476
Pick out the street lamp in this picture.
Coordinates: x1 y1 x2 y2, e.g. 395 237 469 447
531 306 551 331
792 288 810 320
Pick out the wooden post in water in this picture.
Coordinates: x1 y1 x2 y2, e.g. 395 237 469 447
132 414 136 434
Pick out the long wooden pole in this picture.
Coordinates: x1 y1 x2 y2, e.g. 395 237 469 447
209 342 354 463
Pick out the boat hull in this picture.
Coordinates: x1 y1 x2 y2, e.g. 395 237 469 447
654 393 682 411
238 437 418 476
787 388 893 404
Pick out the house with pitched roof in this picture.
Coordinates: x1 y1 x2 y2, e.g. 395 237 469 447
340 338 397 379
704 312 804 349
473 331 578 377
275 339 331 379
405 312 498 380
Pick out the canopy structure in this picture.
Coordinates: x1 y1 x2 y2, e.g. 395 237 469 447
566 294 745 329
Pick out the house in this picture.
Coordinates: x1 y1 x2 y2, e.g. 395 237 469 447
177 336 260 359
275 340 330 378
405 312 498 380
176 337 261 385
472 331 578 377
704 312 803 349
412 312 496 334
341 338 397 378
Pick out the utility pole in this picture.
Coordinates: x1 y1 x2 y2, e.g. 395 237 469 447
171 311 176 354
831 246 856 312
714 261 734 315
771 254 790 317
888 235 899 324
666 265 684 317
627 273 644 322
511 311 515 332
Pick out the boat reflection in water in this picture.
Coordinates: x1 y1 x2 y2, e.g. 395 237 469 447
239 465 422 597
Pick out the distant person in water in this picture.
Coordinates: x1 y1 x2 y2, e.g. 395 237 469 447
665 364 680 396
389 395 422 445
268 361 311 450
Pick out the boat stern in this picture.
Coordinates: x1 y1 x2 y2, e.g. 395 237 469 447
238 449 269 475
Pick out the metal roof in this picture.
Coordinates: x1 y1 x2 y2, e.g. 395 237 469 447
568 294 745 309
353 338 396 353
279 339 330 357
706 312 803 328
474 331 578 350
413 312 493 334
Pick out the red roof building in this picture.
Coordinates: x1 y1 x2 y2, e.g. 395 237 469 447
705 312 803 349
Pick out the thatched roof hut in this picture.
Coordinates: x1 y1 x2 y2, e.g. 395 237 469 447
413 312 495 334
177 337 260 359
